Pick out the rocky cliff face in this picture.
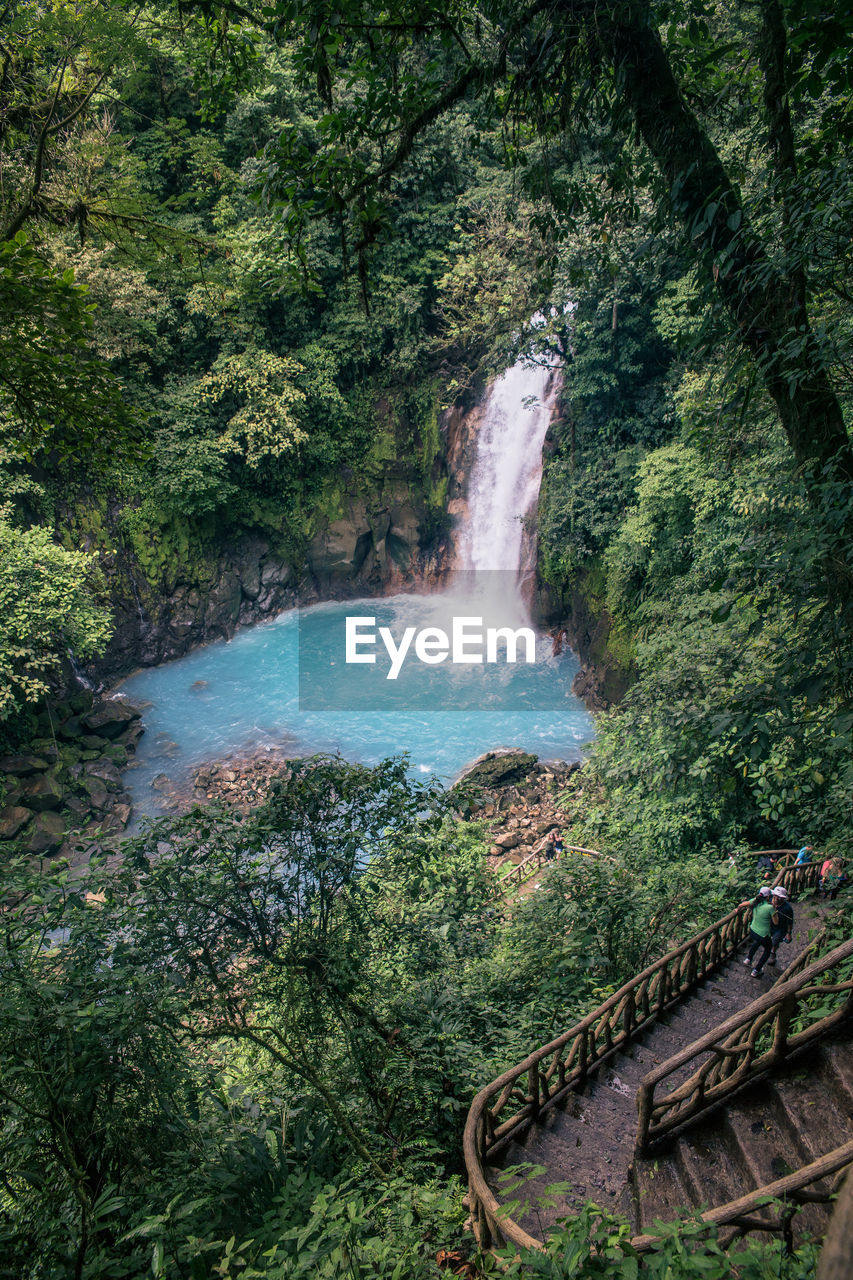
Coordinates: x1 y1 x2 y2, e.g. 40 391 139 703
87 423 455 685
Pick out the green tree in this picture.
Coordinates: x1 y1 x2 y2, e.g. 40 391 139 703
254 0 852 532
0 508 111 719
0 234 140 465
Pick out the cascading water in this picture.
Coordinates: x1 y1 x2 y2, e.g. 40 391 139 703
455 358 557 583
117 356 593 817
444 354 557 633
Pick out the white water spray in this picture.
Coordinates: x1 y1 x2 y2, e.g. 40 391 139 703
452 357 558 622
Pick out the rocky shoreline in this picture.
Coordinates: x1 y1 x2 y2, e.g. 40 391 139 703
140 747 581 868
455 751 580 868
0 691 143 860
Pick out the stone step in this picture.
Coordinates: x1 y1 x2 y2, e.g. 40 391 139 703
672 1122 748 1215
488 900 842 1247
632 1153 693 1233
721 1092 832 1240
823 1039 853 1114
769 1047 853 1168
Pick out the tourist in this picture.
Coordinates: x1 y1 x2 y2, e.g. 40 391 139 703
553 829 564 857
821 858 843 901
740 886 775 977
756 851 777 881
796 844 813 865
768 886 794 966
544 830 558 860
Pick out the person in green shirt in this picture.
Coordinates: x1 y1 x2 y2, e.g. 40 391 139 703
740 886 775 977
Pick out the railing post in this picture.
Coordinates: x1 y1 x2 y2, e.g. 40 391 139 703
636 1083 653 1154
578 1029 588 1082
685 944 697 990
772 993 797 1062
528 1063 540 1118
623 990 635 1039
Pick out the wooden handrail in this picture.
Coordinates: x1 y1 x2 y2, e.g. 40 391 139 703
635 934 853 1151
739 849 797 860
463 902 754 1248
463 852 830 1251
631 1139 853 1253
496 843 605 894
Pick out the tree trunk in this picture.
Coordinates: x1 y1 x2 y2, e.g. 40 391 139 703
595 1 853 492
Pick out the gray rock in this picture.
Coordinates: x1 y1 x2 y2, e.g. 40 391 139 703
455 750 539 790
0 806 32 840
83 759 123 790
241 561 261 600
116 723 145 752
57 716 83 741
0 754 49 776
79 776 109 810
260 558 292 587
27 811 65 854
112 803 132 827
83 700 141 739
493 831 520 851
20 773 65 812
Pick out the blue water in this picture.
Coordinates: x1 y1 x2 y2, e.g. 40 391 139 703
117 595 595 816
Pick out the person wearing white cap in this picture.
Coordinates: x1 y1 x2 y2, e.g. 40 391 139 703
769 885 794 966
740 886 775 976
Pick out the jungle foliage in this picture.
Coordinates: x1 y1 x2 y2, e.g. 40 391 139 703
0 758 808 1278
1 0 852 1275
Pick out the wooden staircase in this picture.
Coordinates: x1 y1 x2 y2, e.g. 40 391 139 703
464 866 853 1254
633 1035 853 1243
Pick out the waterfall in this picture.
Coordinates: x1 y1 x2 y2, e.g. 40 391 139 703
453 357 558 619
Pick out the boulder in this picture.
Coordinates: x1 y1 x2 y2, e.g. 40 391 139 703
116 722 145 752
112 802 133 827
20 773 65 812
27 811 65 855
79 776 109 810
83 759 123 790
456 750 539 790
83 700 141 739
0 754 49 776
102 743 128 767
57 716 83 741
493 831 520 851
0 806 32 840
80 734 110 751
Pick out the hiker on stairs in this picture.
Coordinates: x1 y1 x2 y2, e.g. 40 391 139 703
740 885 774 977
768 885 794 966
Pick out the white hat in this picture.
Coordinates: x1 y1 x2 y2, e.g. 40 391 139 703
771 885 789 899
758 886 772 897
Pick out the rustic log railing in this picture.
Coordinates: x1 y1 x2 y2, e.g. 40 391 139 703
463 854 830 1252
631 1139 853 1253
463 902 755 1249
497 843 603 894
635 934 853 1152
